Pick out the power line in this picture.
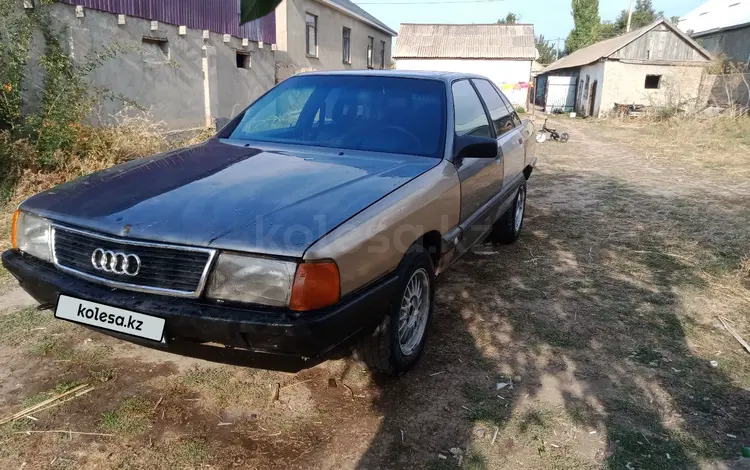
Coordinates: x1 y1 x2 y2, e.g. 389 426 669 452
356 0 503 4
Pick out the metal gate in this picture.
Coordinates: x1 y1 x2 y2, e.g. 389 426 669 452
544 74 578 113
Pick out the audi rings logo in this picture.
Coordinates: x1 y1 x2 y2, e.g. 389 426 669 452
90 248 141 276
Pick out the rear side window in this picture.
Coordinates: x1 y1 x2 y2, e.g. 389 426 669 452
452 80 492 138
497 91 522 127
472 79 516 137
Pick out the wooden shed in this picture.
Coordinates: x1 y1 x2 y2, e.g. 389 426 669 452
536 19 713 117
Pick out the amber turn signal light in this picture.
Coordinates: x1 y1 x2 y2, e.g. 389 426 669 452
289 261 340 311
11 210 20 249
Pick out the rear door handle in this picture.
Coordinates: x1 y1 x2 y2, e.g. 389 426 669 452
517 138 523 145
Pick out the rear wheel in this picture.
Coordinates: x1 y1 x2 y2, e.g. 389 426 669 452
560 132 569 143
489 181 527 244
355 243 435 375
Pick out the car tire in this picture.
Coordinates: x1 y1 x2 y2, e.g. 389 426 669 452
355 243 435 376
489 181 527 245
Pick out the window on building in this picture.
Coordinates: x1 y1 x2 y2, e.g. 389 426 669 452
142 37 169 61
342 27 351 63
380 40 386 68
306 13 317 57
645 74 661 89
473 79 516 136
452 80 492 138
367 36 374 68
236 51 251 69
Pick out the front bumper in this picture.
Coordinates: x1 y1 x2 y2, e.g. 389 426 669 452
2 250 397 371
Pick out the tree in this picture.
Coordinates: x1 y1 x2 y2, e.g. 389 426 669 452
565 0 601 54
613 0 663 34
240 0 280 23
599 21 617 40
535 35 557 64
497 13 520 24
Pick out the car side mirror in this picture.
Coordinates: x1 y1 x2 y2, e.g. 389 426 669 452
454 135 497 160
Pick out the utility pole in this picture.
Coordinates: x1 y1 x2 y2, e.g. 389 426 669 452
626 0 635 32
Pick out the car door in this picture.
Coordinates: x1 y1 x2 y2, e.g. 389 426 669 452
451 79 504 251
494 86 527 185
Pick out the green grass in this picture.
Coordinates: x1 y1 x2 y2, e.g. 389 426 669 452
462 383 511 425
0 307 53 345
30 336 62 356
170 438 209 466
100 397 151 436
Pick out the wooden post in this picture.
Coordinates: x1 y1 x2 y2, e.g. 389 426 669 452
626 0 635 32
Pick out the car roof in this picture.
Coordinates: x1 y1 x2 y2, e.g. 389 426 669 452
296 69 490 83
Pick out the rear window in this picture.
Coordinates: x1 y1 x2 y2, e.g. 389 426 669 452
230 75 447 159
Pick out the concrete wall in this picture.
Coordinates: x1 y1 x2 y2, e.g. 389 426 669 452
396 58 532 106
577 62 605 117
598 62 706 117
212 34 276 119
276 0 393 81
696 25 750 70
36 3 275 130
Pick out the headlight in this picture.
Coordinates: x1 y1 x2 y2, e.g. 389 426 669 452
12 210 52 263
206 253 297 306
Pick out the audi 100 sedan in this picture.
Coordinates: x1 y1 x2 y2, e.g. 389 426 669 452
3 71 536 375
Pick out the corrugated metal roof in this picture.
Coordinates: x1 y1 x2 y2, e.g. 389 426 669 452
678 0 750 36
393 23 536 59
540 19 711 74
323 0 397 36
59 0 275 44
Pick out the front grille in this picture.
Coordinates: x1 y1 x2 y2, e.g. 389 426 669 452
52 225 215 297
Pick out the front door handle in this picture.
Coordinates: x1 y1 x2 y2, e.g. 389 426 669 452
517 138 523 145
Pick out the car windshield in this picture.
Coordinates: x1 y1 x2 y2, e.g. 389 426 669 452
229 75 447 158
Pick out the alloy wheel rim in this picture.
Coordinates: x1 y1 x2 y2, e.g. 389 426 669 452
514 186 526 234
398 268 430 356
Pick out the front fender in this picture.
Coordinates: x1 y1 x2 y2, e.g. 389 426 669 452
303 160 461 296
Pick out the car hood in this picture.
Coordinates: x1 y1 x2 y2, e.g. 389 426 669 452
21 139 438 257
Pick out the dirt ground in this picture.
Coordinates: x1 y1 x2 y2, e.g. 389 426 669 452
1 117 749 469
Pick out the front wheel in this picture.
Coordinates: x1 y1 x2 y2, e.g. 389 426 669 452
535 131 547 143
559 132 569 143
355 243 435 375
488 181 527 244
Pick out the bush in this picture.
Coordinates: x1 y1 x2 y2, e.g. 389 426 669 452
514 105 526 114
8 108 211 203
0 0 166 202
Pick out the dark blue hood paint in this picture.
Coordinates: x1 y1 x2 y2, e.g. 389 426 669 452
20 139 438 257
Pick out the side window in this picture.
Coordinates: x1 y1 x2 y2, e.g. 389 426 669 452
498 91 522 127
472 79 516 137
451 80 492 138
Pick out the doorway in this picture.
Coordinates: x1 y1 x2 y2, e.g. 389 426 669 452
589 80 598 117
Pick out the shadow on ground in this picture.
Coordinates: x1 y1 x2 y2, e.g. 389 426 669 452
2 147 749 469
354 166 750 469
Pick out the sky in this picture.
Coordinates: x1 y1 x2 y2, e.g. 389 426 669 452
353 0 707 47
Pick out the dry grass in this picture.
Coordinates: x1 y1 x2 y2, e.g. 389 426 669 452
0 109 212 270
594 116 750 173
